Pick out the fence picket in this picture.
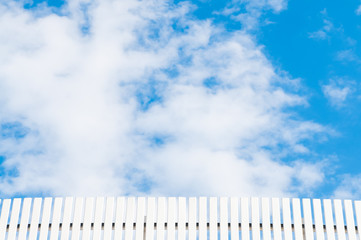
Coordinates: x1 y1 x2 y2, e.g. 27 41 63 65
261 198 271 240
135 197 145 240
60 197 73 240
230 197 239 240
167 197 176 240
303 199 314 240
156 197 166 240
241 197 250 240
178 197 186 240
251 197 261 240
145 197 156 240
209 197 218 240
18 198 32 240
39 197 52 240
82 197 95 240
344 200 357 240
334 199 346 240
354 201 361 240
125 197 136 240
292 198 303 240
199 197 207 240
272 198 282 240
313 199 325 240
282 198 292 240
29 198 42 239
71 197 84 240
324 199 335 240
50 197 63 240
104 197 115 240
220 197 228 240
7 198 21 240
189 197 197 240
114 197 125 240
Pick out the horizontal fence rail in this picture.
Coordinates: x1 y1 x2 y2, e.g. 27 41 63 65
0 197 360 239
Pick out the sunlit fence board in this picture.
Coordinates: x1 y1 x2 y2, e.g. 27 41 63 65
7 198 21 240
104 197 115 240
18 198 31 240
1 196 361 240
29 198 42 239
261 198 271 240
282 198 292 240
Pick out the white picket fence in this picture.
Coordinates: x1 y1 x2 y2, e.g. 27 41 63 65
0 197 360 240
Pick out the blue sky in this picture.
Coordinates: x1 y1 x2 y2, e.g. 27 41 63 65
1 0 361 199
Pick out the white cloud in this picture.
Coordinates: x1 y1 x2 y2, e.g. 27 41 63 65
308 18 334 40
322 80 352 107
356 4 361 15
336 49 359 63
0 0 327 197
334 174 361 199
220 0 288 30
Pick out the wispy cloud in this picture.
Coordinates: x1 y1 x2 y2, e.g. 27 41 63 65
219 0 288 30
0 0 327 197
308 18 334 40
334 174 361 199
336 49 359 63
356 4 361 15
322 80 353 108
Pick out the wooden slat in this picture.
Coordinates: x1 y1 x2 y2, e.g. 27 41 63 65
49 197 63 240
156 197 166 240
71 197 84 240
251 197 260 240
7 198 21 240
354 201 361 240
272 198 282 240
82 197 94 240
60 197 74 240
209 197 218 240
93 197 105 240
18 198 32 240
303 198 314 240
0 199 10 240
230 197 239 240
39 197 52 240
167 197 176 240
136 197 146 240
345 200 357 240
313 199 325 240
261 198 271 240
189 197 197 240
323 199 335 240
178 197 186 240
334 199 346 240
104 197 115 240
29 198 42 239
292 198 303 240
199 197 207 240
114 197 125 240
145 197 156 240
282 198 292 240
220 197 228 240
241 197 250 240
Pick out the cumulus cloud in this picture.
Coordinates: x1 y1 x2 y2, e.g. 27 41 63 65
0 0 326 197
322 80 352 108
